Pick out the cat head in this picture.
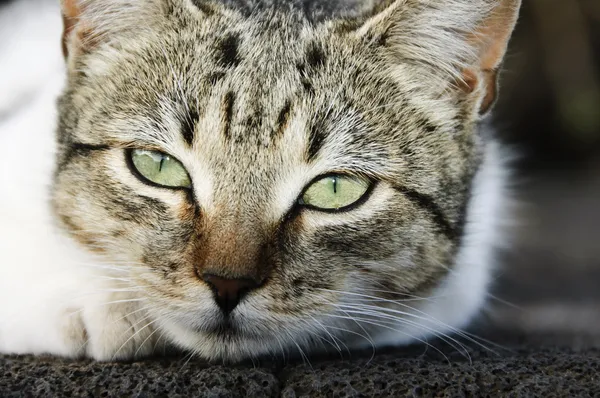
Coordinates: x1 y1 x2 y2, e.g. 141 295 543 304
54 0 520 361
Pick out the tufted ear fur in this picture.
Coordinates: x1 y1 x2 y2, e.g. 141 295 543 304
61 0 81 58
354 0 521 115
60 0 168 61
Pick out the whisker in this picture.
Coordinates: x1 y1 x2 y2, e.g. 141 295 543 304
306 315 348 355
332 304 472 363
320 323 377 363
319 288 500 355
296 319 341 357
485 293 524 310
179 350 197 370
338 300 495 357
65 297 148 319
152 327 171 357
322 313 451 364
112 305 152 325
134 324 162 359
281 327 312 369
111 315 158 361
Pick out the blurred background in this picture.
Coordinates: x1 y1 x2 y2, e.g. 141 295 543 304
488 0 600 342
0 0 598 342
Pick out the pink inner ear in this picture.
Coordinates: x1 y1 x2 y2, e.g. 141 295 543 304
62 0 95 59
457 67 498 116
470 0 521 71
61 0 81 58
62 0 81 19
62 14 74 58
459 68 479 95
479 69 498 115
464 0 521 114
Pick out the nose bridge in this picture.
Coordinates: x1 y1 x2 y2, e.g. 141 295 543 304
199 206 270 281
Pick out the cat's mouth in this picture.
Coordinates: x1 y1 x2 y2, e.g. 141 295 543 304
197 317 244 337
183 310 268 341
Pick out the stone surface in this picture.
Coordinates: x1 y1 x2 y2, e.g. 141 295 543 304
0 355 280 397
2 335 599 397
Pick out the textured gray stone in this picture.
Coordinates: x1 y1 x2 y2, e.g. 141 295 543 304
2 335 599 397
279 346 600 397
0 355 280 397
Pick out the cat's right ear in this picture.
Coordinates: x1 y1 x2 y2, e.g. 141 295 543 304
61 0 83 59
60 0 122 61
61 0 165 61
61 0 218 62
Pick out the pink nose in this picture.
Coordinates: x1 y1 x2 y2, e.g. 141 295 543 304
202 274 261 315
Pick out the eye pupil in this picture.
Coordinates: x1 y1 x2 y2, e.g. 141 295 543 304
300 174 370 212
129 149 191 189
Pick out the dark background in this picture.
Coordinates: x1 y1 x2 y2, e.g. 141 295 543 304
488 0 600 339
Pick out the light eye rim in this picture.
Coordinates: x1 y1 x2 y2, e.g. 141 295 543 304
297 172 375 214
126 148 192 190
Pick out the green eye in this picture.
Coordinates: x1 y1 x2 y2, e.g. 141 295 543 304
129 149 191 188
300 174 370 211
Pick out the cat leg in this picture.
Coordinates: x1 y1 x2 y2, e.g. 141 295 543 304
80 292 157 361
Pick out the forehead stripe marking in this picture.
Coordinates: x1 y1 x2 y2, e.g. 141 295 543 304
306 118 326 162
274 100 292 138
215 34 241 68
190 0 216 16
296 63 315 95
181 110 199 147
305 42 326 69
222 92 235 139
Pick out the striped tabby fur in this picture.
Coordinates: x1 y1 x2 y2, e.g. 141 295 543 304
0 0 520 361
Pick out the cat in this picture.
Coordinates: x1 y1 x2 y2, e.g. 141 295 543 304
0 0 520 362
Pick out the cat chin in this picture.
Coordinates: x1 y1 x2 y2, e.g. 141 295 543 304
154 315 284 362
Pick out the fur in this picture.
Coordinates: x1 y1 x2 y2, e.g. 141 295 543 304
0 0 520 362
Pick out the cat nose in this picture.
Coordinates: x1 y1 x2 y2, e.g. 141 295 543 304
202 274 260 315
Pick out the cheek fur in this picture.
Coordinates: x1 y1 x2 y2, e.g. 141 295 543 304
53 151 196 258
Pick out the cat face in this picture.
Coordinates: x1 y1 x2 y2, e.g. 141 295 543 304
53 0 520 360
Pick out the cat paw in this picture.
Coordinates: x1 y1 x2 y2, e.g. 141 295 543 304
59 294 157 361
80 294 157 361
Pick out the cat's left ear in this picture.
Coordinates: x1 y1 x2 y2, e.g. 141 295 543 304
463 0 522 114
351 0 521 115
